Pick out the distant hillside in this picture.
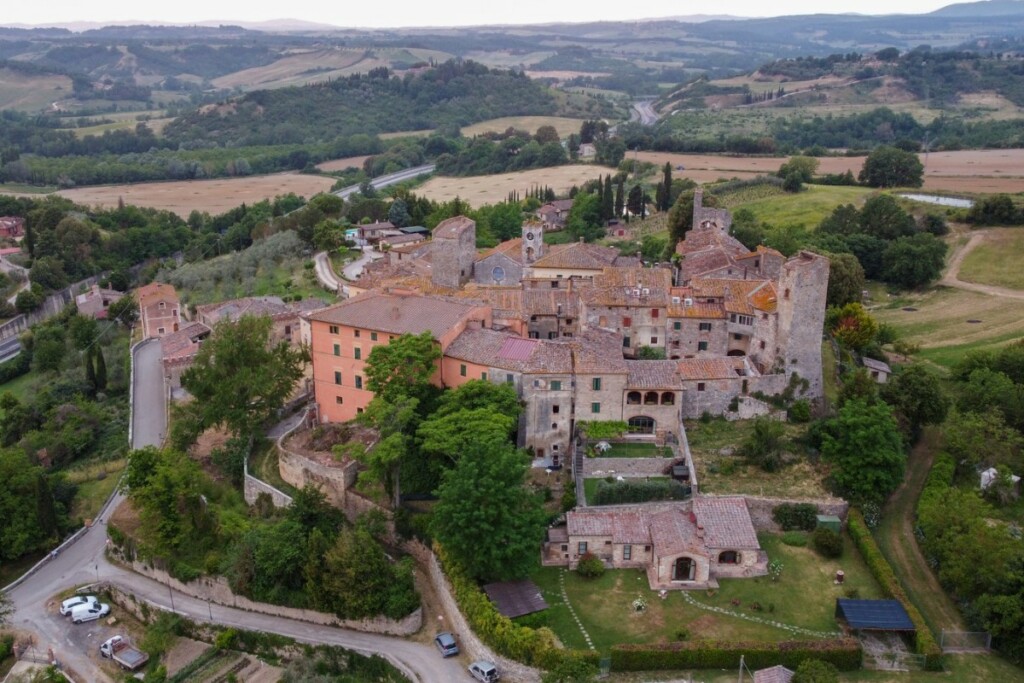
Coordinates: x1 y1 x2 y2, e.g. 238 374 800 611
163 60 558 146
931 0 1024 17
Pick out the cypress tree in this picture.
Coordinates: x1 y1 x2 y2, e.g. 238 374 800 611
95 348 108 392
84 347 97 392
661 162 673 211
615 177 625 218
602 175 614 221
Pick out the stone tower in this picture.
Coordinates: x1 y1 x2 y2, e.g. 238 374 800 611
431 216 477 290
692 186 733 233
522 221 544 264
774 251 830 400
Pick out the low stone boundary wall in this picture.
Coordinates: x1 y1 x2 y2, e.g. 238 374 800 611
243 470 293 508
404 541 540 683
122 559 421 636
735 494 849 532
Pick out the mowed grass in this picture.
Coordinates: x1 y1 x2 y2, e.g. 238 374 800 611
68 460 126 523
957 228 1024 290
460 116 588 139
737 184 873 229
532 532 882 655
872 286 1024 368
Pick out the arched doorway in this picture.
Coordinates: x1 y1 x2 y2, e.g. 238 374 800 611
673 557 695 581
627 416 655 435
727 349 746 357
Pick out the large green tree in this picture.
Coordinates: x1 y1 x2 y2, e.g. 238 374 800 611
859 146 924 188
564 192 603 243
431 440 547 582
826 252 866 307
176 315 309 445
364 331 441 406
667 189 719 245
879 363 949 439
825 303 879 351
881 233 947 289
821 399 905 505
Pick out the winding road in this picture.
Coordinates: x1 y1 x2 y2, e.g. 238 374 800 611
5 334 470 682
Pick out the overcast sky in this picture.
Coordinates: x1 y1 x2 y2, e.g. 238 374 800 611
5 0 960 29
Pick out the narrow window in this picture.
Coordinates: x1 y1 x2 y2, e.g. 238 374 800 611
591 402 600 414
698 341 708 351
651 308 659 318
354 347 361 360
592 377 602 391
623 544 632 561
460 364 467 377
333 343 340 356
371 332 378 341
553 405 560 414
481 372 487 381
334 371 342 385
551 380 562 391
697 382 706 392
674 321 682 331
651 336 658 345
578 542 588 554
623 316 632 328
506 373 514 384
355 376 363 389
329 325 339 334
354 329 361 338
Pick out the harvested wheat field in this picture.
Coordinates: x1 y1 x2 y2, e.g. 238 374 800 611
416 164 616 206
462 116 589 138
635 149 1024 193
57 173 336 217
316 155 372 172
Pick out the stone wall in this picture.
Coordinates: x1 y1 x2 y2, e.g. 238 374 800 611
736 494 850 533
121 558 421 636
243 468 294 508
277 446 357 508
404 541 541 683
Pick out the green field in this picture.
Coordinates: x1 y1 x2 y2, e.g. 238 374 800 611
957 229 1024 291
735 184 873 228
531 531 882 655
871 286 1024 369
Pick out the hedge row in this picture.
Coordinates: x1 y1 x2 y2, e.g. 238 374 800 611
592 478 691 505
772 502 819 531
847 509 944 670
610 638 863 672
435 543 599 671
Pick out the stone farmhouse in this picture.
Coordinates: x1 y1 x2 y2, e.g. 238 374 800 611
136 282 181 339
74 283 125 319
535 199 573 231
304 197 830 464
543 497 767 589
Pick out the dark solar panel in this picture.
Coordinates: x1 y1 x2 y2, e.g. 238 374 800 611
483 580 549 619
836 599 916 631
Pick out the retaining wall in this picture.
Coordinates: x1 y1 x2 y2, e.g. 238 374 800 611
120 558 421 636
737 494 850 532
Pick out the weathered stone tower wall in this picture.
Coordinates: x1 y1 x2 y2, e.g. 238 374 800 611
431 216 476 290
692 187 733 233
774 251 830 399
522 221 544 264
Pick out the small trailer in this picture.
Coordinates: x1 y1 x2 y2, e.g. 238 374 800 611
99 635 150 671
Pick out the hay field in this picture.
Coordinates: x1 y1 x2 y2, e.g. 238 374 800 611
461 116 588 138
873 286 1024 368
0 68 73 112
958 228 1024 290
316 155 372 172
56 173 335 217
211 48 370 91
415 164 615 207
634 150 1024 193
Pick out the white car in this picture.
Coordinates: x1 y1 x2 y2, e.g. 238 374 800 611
469 661 500 682
70 602 110 624
59 595 98 616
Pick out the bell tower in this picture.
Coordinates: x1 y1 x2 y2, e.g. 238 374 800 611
522 221 544 264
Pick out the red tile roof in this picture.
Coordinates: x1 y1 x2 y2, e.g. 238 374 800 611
626 360 681 389
159 322 211 362
307 292 483 339
677 357 750 381
136 282 178 307
693 496 760 549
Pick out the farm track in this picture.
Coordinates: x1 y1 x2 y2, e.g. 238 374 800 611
941 230 1024 300
876 428 967 634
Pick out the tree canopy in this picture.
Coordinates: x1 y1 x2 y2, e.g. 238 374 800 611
858 145 924 188
820 399 905 505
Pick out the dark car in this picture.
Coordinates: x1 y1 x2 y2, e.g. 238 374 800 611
434 632 459 657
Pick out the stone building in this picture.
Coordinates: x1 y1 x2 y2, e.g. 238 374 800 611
431 216 477 290
75 284 125 320
136 282 181 339
543 496 767 590
160 322 212 389
195 296 326 346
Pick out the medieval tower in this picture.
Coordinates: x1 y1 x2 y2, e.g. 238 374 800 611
774 251 831 400
522 221 544 264
431 216 477 290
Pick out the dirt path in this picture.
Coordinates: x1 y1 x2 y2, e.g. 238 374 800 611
941 231 1024 300
876 428 966 634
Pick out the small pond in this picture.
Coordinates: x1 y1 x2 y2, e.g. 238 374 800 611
898 193 974 209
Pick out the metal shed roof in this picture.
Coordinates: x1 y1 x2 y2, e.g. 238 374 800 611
482 580 549 619
836 599 915 631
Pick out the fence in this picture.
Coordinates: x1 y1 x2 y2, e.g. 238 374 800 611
940 630 991 653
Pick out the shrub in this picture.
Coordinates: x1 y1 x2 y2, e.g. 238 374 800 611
592 478 691 505
561 489 577 512
577 552 605 578
793 658 840 683
772 503 819 531
781 531 808 547
812 527 844 558
788 399 811 423
610 638 862 672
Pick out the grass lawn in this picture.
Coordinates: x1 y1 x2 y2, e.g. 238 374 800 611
684 419 832 499
735 184 873 229
871 285 1024 369
531 531 883 656
598 442 673 458
822 340 840 410
68 458 127 524
958 228 1024 290
0 370 38 404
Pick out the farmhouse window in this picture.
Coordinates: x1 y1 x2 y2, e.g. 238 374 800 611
551 380 562 391
651 308 659 318
622 317 632 328
460 364 467 377
333 344 340 356
623 544 632 560
506 374 514 384
481 372 487 381
334 371 342 385
699 322 712 332
578 542 588 554
355 376 363 389
371 332 378 341
591 402 601 414
674 321 682 331
335 396 343 404
354 330 361 337
698 341 708 351
553 405 560 414
697 383 706 392
354 347 361 360
592 378 602 391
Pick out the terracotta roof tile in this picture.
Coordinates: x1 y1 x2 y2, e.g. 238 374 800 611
626 360 681 389
693 496 760 549
531 242 620 271
567 510 651 544
159 322 211 362
677 357 750 381
433 215 475 239
572 328 628 374
667 302 726 319
136 282 178 307
648 508 705 557
477 238 523 264
307 292 483 338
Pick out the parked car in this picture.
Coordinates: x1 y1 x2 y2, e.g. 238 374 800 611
434 632 459 657
70 602 110 624
469 660 500 682
59 595 98 616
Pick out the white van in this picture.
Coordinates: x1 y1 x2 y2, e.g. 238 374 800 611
70 602 110 624
59 594 98 616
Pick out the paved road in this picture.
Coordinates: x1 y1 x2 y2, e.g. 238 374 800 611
0 335 20 363
631 100 660 125
313 251 344 294
5 332 472 682
333 164 436 199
